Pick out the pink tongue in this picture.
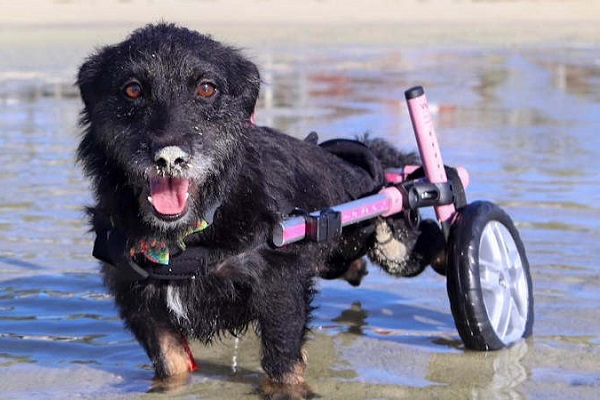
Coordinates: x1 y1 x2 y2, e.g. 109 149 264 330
149 177 190 216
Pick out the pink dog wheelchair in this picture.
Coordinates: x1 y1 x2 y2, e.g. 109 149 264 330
272 86 534 351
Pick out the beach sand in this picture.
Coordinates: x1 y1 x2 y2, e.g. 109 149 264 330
1 0 599 47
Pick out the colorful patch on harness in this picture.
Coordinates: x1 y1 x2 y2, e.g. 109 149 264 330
130 219 209 265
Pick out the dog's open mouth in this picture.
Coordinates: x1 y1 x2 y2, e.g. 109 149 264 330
147 176 190 220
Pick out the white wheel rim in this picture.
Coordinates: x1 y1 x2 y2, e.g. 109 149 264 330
478 221 529 345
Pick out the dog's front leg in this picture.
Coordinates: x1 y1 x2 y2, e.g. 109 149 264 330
254 267 317 399
116 293 194 379
149 323 195 379
131 317 193 378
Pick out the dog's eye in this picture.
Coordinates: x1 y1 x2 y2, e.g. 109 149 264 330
196 82 217 98
123 82 143 99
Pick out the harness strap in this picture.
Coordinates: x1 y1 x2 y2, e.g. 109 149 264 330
93 225 210 282
319 138 386 189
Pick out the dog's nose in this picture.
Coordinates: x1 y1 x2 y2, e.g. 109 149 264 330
154 146 189 171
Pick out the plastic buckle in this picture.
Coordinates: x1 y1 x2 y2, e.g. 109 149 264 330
304 208 342 242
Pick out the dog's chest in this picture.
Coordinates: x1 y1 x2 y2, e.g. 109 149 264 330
165 285 189 322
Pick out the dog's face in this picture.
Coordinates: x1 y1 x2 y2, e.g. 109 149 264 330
77 24 260 232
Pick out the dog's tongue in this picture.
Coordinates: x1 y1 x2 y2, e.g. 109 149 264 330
149 177 189 216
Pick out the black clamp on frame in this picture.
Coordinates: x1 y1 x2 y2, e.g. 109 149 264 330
404 181 455 210
303 208 343 242
402 166 468 211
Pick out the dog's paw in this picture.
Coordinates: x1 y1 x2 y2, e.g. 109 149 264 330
342 258 368 287
259 381 319 400
149 371 191 393
368 217 446 277
367 217 425 277
368 217 416 276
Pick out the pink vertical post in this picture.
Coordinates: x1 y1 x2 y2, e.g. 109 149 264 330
405 86 456 224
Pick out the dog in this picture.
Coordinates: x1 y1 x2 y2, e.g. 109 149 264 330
76 23 438 399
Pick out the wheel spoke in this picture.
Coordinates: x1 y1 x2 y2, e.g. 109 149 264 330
493 223 513 268
508 295 526 339
496 287 512 337
479 256 503 276
480 229 500 266
480 259 502 289
509 266 526 304
484 290 501 329
510 283 528 319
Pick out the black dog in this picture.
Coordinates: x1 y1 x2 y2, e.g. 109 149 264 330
77 23 437 398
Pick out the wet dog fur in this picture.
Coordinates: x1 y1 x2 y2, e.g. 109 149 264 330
76 23 420 398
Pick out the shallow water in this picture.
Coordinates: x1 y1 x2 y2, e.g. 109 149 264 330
1 27 599 399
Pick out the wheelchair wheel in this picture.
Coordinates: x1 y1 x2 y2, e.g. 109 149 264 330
447 201 533 350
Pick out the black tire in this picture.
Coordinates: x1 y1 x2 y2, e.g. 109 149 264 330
447 201 534 351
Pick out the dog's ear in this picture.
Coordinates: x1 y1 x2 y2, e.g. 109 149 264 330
228 55 260 120
76 47 111 112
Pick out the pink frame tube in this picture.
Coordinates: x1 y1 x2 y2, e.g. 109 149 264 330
405 86 456 224
272 188 405 247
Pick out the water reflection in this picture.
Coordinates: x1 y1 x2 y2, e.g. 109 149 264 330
332 301 368 335
309 301 531 398
427 341 530 400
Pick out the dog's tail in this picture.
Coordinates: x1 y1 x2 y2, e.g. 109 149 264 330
358 134 419 169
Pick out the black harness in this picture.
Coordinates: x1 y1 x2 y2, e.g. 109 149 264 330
92 223 212 282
